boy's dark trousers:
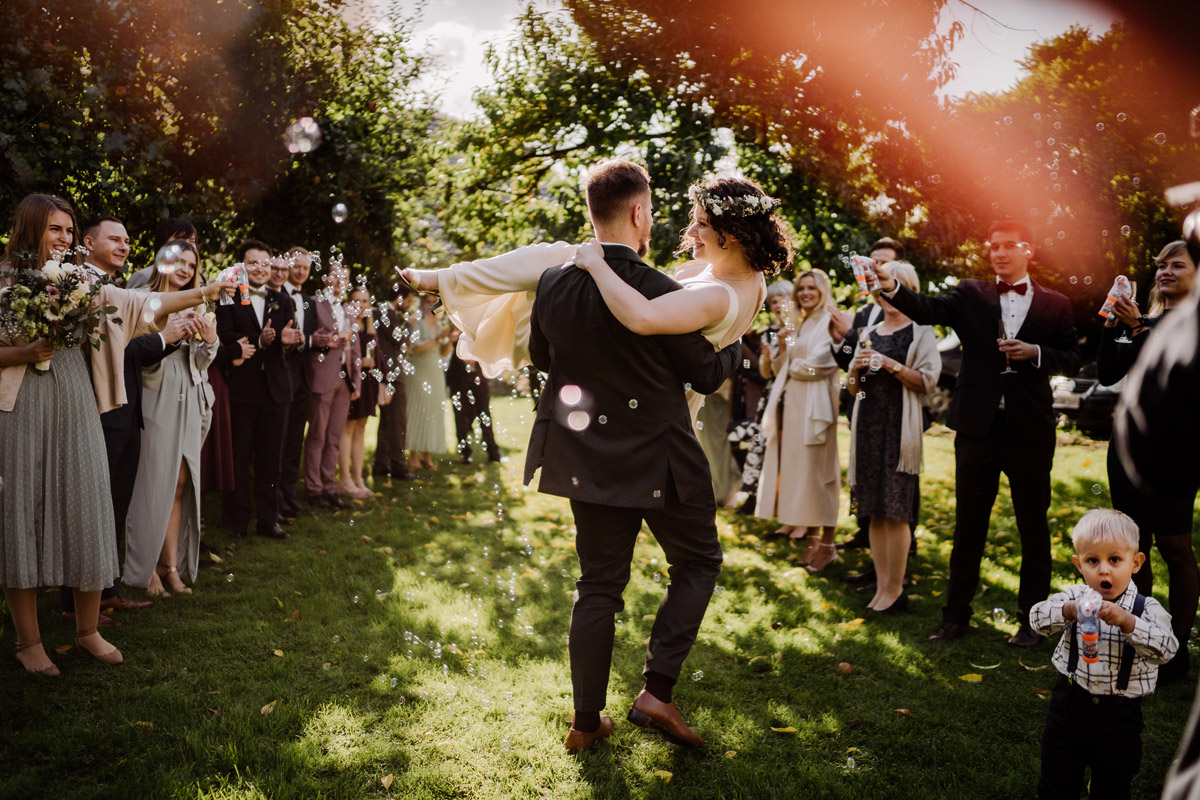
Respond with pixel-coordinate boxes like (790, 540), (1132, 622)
(1038, 673), (1143, 800)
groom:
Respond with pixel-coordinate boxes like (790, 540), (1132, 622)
(525, 159), (741, 752)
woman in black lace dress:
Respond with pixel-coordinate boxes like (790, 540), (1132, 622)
(847, 262), (941, 615)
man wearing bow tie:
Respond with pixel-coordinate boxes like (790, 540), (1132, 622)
(277, 247), (320, 517)
(876, 220), (1080, 647)
(216, 241), (301, 539)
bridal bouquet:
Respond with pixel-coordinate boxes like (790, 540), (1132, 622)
(0, 254), (118, 371)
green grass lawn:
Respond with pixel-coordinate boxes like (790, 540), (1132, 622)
(1, 397), (1194, 799)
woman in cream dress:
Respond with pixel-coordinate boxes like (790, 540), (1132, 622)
(756, 269), (842, 570)
(124, 243), (218, 596)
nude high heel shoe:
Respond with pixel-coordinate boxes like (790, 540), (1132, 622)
(75, 629), (124, 666)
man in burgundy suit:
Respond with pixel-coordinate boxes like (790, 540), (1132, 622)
(303, 266), (361, 510)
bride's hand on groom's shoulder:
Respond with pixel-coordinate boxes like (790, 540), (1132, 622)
(573, 239), (604, 272)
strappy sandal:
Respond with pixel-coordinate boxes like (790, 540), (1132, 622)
(806, 543), (841, 573)
(15, 638), (60, 677)
(160, 563), (192, 595)
(75, 628), (124, 666)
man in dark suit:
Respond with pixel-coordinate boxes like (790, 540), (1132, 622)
(875, 220), (1081, 646)
(527, 160), (740, 752)
(446, 331), (502, 465)
(372, 285), (414, 480)
(216, 240), (302, 539)
(276, 247), (319, 518)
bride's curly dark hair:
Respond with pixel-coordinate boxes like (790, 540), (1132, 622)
(677, 176), (792, 275)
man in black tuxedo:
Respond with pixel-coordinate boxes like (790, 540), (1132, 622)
(526, 160), (741, 752)
(446, 332), (501, 465)
(876, 220), (1080, 646)
(216, 240), (303, 540)
(276, 247), (319, 519)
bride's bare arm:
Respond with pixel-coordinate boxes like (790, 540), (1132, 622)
(573, 241), (727, 336)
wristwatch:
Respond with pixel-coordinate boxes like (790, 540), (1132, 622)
(891, 362), (904, 374)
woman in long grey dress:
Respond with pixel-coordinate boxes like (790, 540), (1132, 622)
(0, 195), (228, 675)
(405, 293), (451, 471)
(124, 243), (217, 596)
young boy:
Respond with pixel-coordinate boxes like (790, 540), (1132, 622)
(1031, 508), (1178, 799)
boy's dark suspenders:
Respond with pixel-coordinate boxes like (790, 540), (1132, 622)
(1068, 593), (1147, 695)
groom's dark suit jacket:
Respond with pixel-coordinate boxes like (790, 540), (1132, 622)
(524, 244), (741, 509)
(888, 278), (1080, 444)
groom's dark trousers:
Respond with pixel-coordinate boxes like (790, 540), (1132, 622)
(525, 244), (740, 712)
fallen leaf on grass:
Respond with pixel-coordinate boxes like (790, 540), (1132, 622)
(311, 549), (328, 555)
(894, 709), (917, 718)
(959, 673), (983, 683)
(208, 551), (223, 563)
(968, 661), (1001, 670)
(1032, 685), (1050, 695)
(273, 649), (284, 657)
(381, 774), (394, 790)
(458, 582), (469, 588)
(206, 708), (224, 719)
(654, 770), (673, 783)
(836, 662), (854, 674)
(289, 609), (300, 622)
(725, 751), (737, 758)
(1019, 657), (1050, 671)
(54, 644), (72, 655)
(136, 721), (153, 729)
(322, 662), (331, 670)
(837, 619), (865, 632)
(261, 700), (278, 715)
(376, 546), (394, 555)
(770, 726), (797, 733)
(275, 597), (284, 609)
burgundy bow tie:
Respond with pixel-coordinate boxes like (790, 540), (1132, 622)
(997, 281), (1027, 296)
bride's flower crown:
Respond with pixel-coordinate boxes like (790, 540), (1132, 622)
(689, 185), (781, 218)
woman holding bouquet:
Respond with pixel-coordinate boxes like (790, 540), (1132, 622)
(0, 194), (228, 675)
(124, 242), (218, 596)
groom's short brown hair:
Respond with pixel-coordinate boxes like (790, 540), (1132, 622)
(585, 159), (650, 225)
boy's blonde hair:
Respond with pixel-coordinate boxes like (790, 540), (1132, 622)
(1071, 508), (1140, 552)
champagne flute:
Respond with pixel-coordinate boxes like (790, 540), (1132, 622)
(999, 317), (1016, 374)
(1115, 280), (1136, 344)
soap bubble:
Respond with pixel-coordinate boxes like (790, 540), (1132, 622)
(597, 415), (607, 425)
(566, 410), (590, 431)
(1116, 112), (1127, 122)
(691, 670), (704, 682)
(992, 608), (1008, 624)
(331, 203), (348, 224)
(628, 399), (638, 409)
(1003, 115), (1013, 126)
(1120, 225), (1132, 236)
(1046, 137), (1055, 146)
(1033, 112), (1042, 121)
(1083, 276), (1093, 286)
(1096, 122), (1105, 131)
(154, 243), (185, 275)
(1091, 484), (1102, 495)
(283, 116), (322, 153)
(332, 635), (340, 643)
(1057, 230), (1066, 240)
(1154, 132), (1167, 145)
(1053, 121), (1062, 130)
(353, 595), (359, 604)
(868, 354), (882, 372)
(1132, 177), (1141, 186)
(559, 384), (582, 406)
(226, 573), (234, 583)
(1069, 276), (1078, 285)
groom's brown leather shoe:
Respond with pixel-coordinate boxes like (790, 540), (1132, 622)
(627, 690), (703, 748)
(564, 715), (613, 753)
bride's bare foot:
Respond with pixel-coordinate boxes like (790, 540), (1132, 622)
(75, 629), (123, 665)
(14, 639), (60, 677)
(398, 267), (439, 294)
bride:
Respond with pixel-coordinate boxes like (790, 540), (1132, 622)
(399, 176), (791, 414)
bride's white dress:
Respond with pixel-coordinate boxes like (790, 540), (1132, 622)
(434, 244), (764, 418)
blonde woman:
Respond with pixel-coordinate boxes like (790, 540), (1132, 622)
(846, 262), (941, 614)
(756, 270), (841, 569)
